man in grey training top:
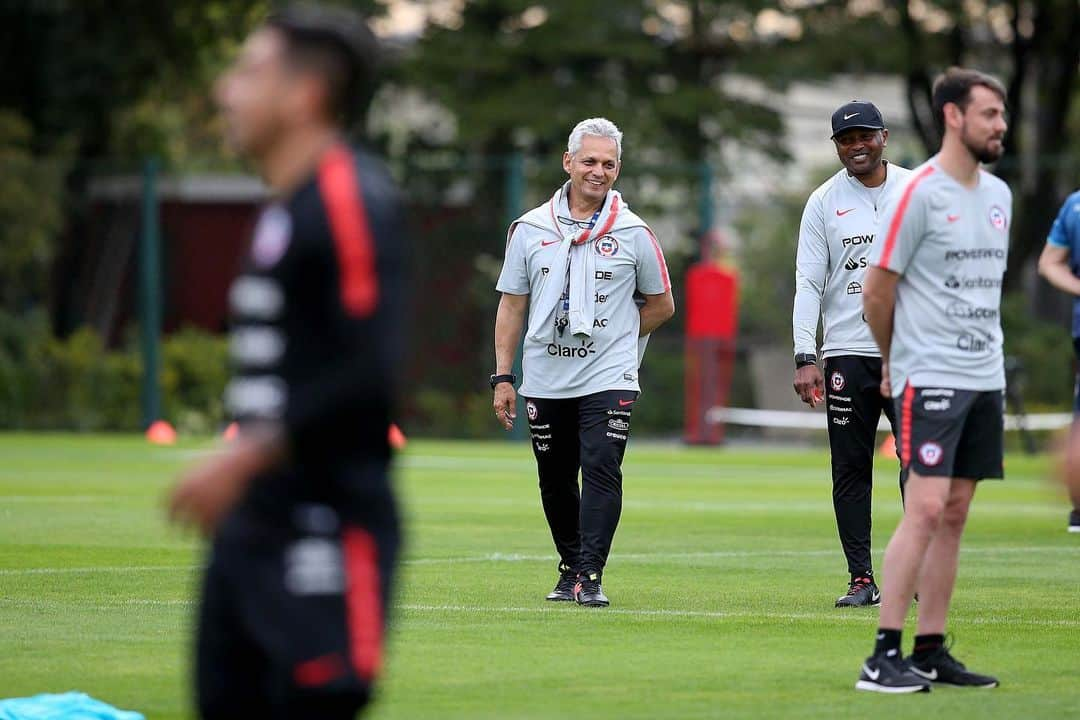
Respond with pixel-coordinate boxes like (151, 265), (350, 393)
(491, 117), (674, 607)
(792, 100), (911, 607)
(858, 67), (1009, 693)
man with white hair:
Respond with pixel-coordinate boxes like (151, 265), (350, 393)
(491, 118), (674, 607)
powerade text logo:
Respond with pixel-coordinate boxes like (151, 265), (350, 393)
(945, 248), (1005, 262)
(841, 234), (874, 247)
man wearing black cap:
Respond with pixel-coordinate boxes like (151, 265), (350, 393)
(792, 101), (911, 607)
(168, 5), (406, 717)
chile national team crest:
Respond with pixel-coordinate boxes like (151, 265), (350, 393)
(594, 236), (619, 257)
(251, 205), (292, 268)
(989, 205), (1007, 231)
(830, 371), (846, 392)
(918, 441), (944, 467)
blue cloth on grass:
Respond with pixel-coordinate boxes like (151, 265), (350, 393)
(0, 693), (144, 720)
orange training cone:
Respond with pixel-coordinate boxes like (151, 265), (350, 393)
(146, 420), (177, 445)
(222, 422), (239, 441)
(878, 433), (897, 459)
(388, 423), (407, 451)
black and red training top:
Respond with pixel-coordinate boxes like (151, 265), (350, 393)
(224, 143), (407, 523)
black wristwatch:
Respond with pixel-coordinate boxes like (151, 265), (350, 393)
(489, 373), (516, 389)
(794, 353), (817, 369)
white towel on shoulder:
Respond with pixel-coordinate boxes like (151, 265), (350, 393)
(523, 186), (623, 344)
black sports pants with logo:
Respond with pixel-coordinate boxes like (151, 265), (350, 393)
(524, 389), (637, 576)
(823, 355), (901, 578)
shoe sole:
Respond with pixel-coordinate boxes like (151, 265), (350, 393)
(545, 595), (575, 602)
(932, 680), (1000, 689)
(1068, 526), (1080, 533)
(576, 598), (610, 607)
(835, 599), (881, 608)
(855, 681), (930, 694)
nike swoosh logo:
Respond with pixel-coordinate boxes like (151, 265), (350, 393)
(910, 667), (938, 680)
(862, 664), (880, 681)
(872, 591), (881, 602)
(836, 208), (856, 216)
(947, 214), (960, 223)
(618, 399), (635, 407)
(844, 113), (860, 120)
(541, 239), (561, 247)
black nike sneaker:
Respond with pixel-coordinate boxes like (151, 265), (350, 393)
(573, 571), (609, 607)
(855, 652), (932, 694)
(836, 576), (880, 608)
(545, 564), (578, 602)
(1069, 509), (1080, 534)
(908, 643), (999, 688)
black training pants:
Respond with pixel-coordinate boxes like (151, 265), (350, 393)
(197, 478), (400, 720)
(822, 355), (901, 577)
(524, 389), (637, 575)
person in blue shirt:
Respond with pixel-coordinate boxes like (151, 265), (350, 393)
(1036, 188), (1080, 533)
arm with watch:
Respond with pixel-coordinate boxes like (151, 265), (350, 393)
(793, 353), (825, 408)
(492, 292), (528, 430)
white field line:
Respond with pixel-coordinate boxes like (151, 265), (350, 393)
(0, 564), (200, 576)
(0, 498), (115, 505)
(396, 604), (1080, 628)
(403, 545), (1080, 565)
(0, 597), (193, 608)
(3, 596), (1074, 628)
(706, 406), (1074, 432)
(0, 495), (1066, 519)
(0, 545), (1075, 576)
(398, 497), (1068, 517)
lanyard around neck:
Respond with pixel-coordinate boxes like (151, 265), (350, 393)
(556, 205), (601, 336)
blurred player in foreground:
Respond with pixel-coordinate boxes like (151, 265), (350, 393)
(792, 100), (911, 607)
(492, 118), (674, 607)
(168, 5), (406, 717)
(1036, 189), (1080, 532)
(858, 68), (1009, 693)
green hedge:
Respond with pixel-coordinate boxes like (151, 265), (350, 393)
(406, 337), (688, 439)
(1001, 293), (1073, 411)
(0, 294), (1071, 435)
(0, 311), (228, 432)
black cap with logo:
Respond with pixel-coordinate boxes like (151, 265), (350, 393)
(830, 101), (885, 138)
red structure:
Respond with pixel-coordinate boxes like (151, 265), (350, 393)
(683, 256), (739, 445)
(63, 175), (263, 343)
(160, 196), (258, 333)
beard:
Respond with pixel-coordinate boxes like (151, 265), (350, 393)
(962, 127), (1004, 164)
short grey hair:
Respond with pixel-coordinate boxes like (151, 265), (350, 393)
(567, 117), (623, 160)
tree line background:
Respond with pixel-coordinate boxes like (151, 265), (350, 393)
(0, 0), (1077, 434)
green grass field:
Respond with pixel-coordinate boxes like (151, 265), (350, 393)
(1, 434), (1077, 718)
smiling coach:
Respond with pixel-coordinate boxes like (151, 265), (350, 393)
(491, 117), (674, 608)
(792, 101), (912, 608)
